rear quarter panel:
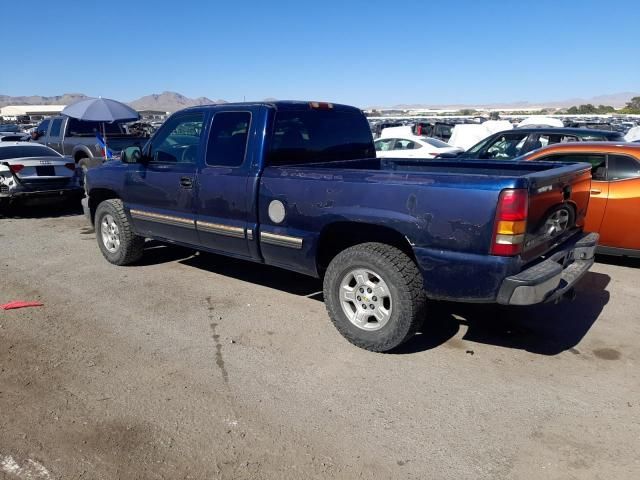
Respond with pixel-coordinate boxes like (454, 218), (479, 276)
(258, 166), (518, 278)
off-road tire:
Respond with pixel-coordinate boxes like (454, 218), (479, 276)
(95, 199), (144, 265)
(323, 242), (427, 352)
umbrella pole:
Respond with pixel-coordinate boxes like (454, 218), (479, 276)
(102, 122), (108, 159)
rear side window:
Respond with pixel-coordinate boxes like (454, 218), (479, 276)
(393, 139), (419, 150)
(49, 118), (63, 137)
(608, 154), (640, 181)
(66, 118), (124, 136)
(0, 145), (61, 160)
(206, 112), (251, 167)
(268, 110), (374, 166)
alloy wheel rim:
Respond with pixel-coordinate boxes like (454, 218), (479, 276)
(545, 209), (570, 237)
(339, 268), (392, 331)
(100, 214), (121, 253)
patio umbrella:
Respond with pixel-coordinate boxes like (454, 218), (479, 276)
(61, 97), (139, 123)
(61, 97), (140, 160)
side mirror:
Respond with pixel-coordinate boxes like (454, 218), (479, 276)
(121, 146), (143, 164)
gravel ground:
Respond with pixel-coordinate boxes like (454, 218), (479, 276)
(1, 204), (639, 479)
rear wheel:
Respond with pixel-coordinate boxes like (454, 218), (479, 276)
(323, 242), (427, 352)
(95, 199), (144, 265)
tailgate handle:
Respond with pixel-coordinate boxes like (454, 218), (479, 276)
(180, 177), (193, 189)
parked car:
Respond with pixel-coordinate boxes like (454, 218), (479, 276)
(0, 142), (83, 208)
(83, 101), (597, 352)
(375, 135), (462, 159)
(33, 116), (149, 172)
(413, 121), (456, 142)
(524, 142), (640, 257)
(443, 127), (625, 160)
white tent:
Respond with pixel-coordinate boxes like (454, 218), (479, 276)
(379, 125), (413, 138)
(482, 120), (513, 135)
(625, 126), (640, 142)
(517, 116), (564, 128)
(448, 124), (492, 150)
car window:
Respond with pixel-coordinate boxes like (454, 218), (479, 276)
(206, 112), (251, 167)
(375, 138), (395, 151)
(149, 112), (205, 164)
(608, 154), (640, 181)
(49, 118), (63, 137)
(423, 137), (450, 148)
(37, 119), (50, 135)
(66, 118), (124, 136)
(540, 153), (607, 181)
(485, 133), (529, 159)
(393, 139), (418, 150)
(268, 109), (374, 166)
(0, 145), (61, 160)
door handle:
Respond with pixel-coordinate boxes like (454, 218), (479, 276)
(180, 177), (193, 189)
(590, 189), (601, 195)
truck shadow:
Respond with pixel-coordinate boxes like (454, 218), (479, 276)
(140, 245), (610, 356)
(178, 251), (324, 297)
(396, 271), (611, 356)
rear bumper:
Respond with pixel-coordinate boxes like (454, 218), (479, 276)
(1, 186), (83, 199)
(496, 232), (599, 305)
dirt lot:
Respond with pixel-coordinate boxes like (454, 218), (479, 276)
(1, 204), (639, 480)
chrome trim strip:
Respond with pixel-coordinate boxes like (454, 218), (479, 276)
(260, 231), (303, 249)
(130, 209), (195, 229)
(196, 220), (245, 239)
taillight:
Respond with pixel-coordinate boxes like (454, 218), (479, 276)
(9, 164), (24, 173)
(491, 189), (528, 256)
(416, 125), (422, 136)
(64, 163), (76, 171)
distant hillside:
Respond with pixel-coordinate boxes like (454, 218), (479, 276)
(0, 93), (90, 108)
(372, 92), (639, 111)
(0, 91), (227, 112)
(128, 91), (226, 112)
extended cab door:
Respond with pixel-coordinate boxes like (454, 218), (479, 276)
(122, 111), (205, 245)
(195, 108), (262, 259)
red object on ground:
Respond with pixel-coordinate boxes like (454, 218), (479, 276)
(1, 301), (44, 310)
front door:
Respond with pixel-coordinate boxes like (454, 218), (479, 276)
(123, 111), (205, 245)
(598, 154), (640, 249)
(195, 110), (255, 258)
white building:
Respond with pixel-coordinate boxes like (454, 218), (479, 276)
(0, 105), (66, 120)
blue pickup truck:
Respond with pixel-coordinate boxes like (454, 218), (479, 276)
(83, 101), (598, 351)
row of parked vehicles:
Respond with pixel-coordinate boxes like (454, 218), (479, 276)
(2, 101), (638, 351)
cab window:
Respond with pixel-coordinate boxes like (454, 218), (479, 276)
(541, 154), (607, 181)
(148, 112), (204, 164)
(206, 112), (251, 167)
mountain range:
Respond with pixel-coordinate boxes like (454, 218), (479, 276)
(0, 91), (228, 113)
(1, 91), (638, 112)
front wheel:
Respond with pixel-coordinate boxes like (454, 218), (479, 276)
(323, 242), (427, 352)
(94, 199), (145, 265)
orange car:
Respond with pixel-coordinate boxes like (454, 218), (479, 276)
(524, 142), (640, 257)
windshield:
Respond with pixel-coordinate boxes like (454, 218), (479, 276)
(422, 137), (451, 148)
(0, 145), (62, 160)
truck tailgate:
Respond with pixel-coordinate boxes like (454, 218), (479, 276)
(521, 162), (592, 261)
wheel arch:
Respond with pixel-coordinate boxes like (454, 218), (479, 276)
(88, 188), (121, 225)
(316, 221), (416, 276)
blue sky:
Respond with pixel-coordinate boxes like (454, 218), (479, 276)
(2, 0), (638, 107)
